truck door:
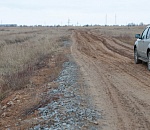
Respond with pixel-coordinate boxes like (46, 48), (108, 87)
(138, 27), (149, 58)
(143, 27), (150, 58)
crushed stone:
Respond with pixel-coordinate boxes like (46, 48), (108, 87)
(30, 61), (101, 130)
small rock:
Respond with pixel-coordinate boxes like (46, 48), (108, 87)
(63, 123), (67, 126)
(5, 125), (10, 128)
(13, 95), (20, 101)
(17, 100), (21, 103)
(1, 112), (6, 117)
(15, 123), (19, 126)
(34, 124), (40, 130)
(48, 83), (51, 86)
(7, 101), (14, 106)
(7, 109), (11, 112)
(47, 86), (51, 89)
(2, 105), (7, 110)
(38, 106), (48, 112)
(93, 121), (99, 125)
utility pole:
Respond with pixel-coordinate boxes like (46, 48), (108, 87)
(115, 14), (117, 25)
(68, 18), (70, 26)
(105, 14), (107, 26)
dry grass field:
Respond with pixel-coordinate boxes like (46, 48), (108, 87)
(0, 27), (73, 129)
(0, 27), (71, 100)
(86, 25), (146, 44)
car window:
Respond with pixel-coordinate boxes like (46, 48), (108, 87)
(141, 27), (149, 39)
(147, 28), (150, 39)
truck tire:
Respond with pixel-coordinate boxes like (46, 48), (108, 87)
(134, 48), (141, 64)
(148, 51), (150, 71)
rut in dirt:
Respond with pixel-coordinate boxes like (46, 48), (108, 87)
(71, 29), (150, 130)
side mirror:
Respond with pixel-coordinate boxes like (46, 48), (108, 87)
(135, 34), (141, 39)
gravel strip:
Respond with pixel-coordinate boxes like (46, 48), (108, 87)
(30, 61), (101, 130)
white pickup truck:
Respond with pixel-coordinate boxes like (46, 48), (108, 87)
(134, 25), (150, 70)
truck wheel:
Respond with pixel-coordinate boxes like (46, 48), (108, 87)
(134, 48), (141, 64)
(148, 52), (150, 71)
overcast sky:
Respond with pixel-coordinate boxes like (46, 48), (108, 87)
(0, 0), (149, 26)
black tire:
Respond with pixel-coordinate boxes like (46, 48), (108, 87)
(148, 52), (150, 71)
(134, 48), (141, 64)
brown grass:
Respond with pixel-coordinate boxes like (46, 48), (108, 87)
(89, 25), (146, 45)
(0, 27), (71, 100)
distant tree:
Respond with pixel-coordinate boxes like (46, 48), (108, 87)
(83, 24), (89, 27)
(139, 22), (144, 26)
(56, 25), (60, 27)
(128, 23), (136, 27)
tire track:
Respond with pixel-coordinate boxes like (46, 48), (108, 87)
(71, 29), (150, 130)
(75, 30), (150, 87)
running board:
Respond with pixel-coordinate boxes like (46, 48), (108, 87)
(139, 57), (148, 62)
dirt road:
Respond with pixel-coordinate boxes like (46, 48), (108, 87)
(71, 29), (150, 130)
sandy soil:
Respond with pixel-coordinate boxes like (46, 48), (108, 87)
(71, 29), (150, 130)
